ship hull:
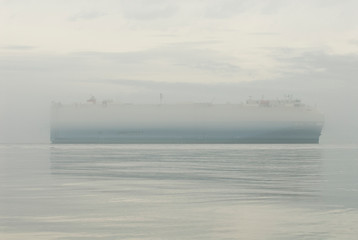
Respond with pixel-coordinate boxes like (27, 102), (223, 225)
(50, 103), (324, 144)
(51, 122), (323, 144)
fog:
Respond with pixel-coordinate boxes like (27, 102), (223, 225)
(1, 0), (358, 144)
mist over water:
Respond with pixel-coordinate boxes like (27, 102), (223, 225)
(1, 144), (358, 239)
(2, 2), (358, 239)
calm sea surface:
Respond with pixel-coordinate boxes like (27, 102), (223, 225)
(1, 144), (358, 239)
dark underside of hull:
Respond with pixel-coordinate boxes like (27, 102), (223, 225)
(50, 127), (322, 144)
(51, 138), (319, 144)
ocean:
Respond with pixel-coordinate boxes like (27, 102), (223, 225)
(1, 144), (358, 239)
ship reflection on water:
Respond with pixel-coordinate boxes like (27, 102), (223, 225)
(46, 144), (328, 238)
(50, 145), (322, 204)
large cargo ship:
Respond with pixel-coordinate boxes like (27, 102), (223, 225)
(50, 98), (324, 144)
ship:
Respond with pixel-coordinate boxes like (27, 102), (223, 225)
(50, 97), (324, 144)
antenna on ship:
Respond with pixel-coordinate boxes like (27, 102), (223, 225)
(160, 93), (163, 105)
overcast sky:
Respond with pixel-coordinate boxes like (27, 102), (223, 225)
(1, 0), (358, 143)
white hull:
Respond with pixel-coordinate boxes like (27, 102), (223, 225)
(51, 103), (324, 144)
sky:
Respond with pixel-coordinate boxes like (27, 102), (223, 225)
(1, 0), (358, 143)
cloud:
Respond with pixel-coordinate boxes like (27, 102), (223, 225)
(119, 0), (178, 20)
(271, 49), (358, 83)
(117, 0), (256, 22)
(72, 44), (242, 78)
(1, 45), (36, 50)
(117, 0), (253, 22)
(248, 32), (279, 36)
(204, 0), (249, 19)
(259, 0), (287, 15)
(68, 10), (107, 21)
(349, 39), (358, 47)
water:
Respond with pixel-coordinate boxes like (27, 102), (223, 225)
(1, 144), (358, 239)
